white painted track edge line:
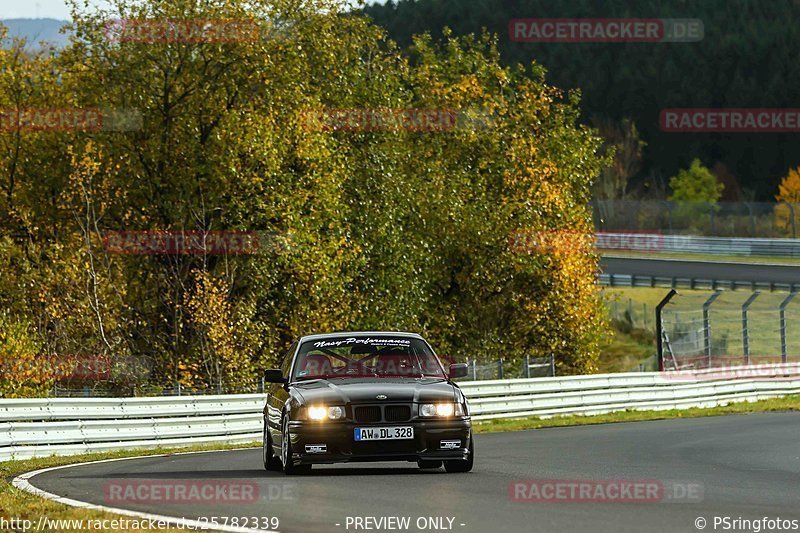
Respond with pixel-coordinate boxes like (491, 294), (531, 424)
(11, 446), (275, 533)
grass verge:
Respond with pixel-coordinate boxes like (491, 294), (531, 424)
(3, 395), (800, 531)
(1, 441), (259, 532)
(597, 321), (654, 373)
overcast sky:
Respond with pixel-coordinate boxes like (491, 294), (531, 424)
(1, 0), (81, 20)
(0, 0), (373, 20)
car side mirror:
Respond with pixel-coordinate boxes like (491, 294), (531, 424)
(263, 369), (285, 384)
(448, 363), (468, 379)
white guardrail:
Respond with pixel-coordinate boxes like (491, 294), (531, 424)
(596, 232), (800, 257)
(2, 363), (800, 461)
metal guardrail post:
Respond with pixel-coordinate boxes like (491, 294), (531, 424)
(703, 291), (722, 366)
(656, 289), (678, 371)
(549, 354), (555, 377)
(780, 293), (798, 363)
(745, 202), (755, 237)
(498, 359), (504, 379)
(524, 355), (530, 378)
(741, 291), (760, 365)
(666, 201), (673, 232)
(471, 359), (477, 380)
(708, 202), (715, 234)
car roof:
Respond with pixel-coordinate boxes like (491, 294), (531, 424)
(297, 331), (425, 343)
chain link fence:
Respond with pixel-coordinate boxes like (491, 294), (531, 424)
(454, 355), (556, 381)
(656, 290), (800, 370)
(593, 200), (800, 238)
(607, 289), (800, 371)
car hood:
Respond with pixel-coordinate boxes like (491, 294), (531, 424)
(290, 377), (457, 404)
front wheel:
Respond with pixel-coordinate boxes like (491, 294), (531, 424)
(444, 435), (474, 473)
(263, 419), (281, 471)
(281, 415), (311, 475)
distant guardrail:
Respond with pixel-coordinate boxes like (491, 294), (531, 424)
(2, 364), (799, 461)
(598, 272), (800, 292)
(596, 232), (800, 258)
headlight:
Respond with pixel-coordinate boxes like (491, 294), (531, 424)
(307, 405), (345, 421)
(420, 403), (437, 417)
(308, 406), (327, 420)
(436, 403), (454, 416)
(327, 406), (345, 420)
(419, 403), (464, 417)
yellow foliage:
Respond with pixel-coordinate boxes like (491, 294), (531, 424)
(185, 271), (255, 391)
(774, 167), (800, 235)
(0, 313), (60, 397)
(776, 167), (800, 203)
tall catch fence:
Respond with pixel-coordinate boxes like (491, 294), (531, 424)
(624, 290), (800, 370)
(593, 200), (800, 238)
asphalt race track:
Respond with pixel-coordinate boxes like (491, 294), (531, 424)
(601, 256), (800, 286)
(26, 413), (800, 533)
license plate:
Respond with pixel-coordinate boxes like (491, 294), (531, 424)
(354, 426), (414, 441)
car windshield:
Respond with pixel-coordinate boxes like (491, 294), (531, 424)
(292, 336), (446, 381)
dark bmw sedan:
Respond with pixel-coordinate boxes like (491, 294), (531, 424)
(262, 332), (473, 475)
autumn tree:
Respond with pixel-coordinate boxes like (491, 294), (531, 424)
(0, 0), (609, 396)
(669, 159), (724, 204)
(774, 166), (800, 236)
(667, 159), (724, 233)
(591, 117), (645, 200)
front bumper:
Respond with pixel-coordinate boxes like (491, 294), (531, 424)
(287, 418), (472, 464)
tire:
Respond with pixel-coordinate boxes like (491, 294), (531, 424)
(417, 459), (443, 470)
(262, 419), (282, 471)
(444, 435), (474, 473)
(281, 415), (312, 475)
